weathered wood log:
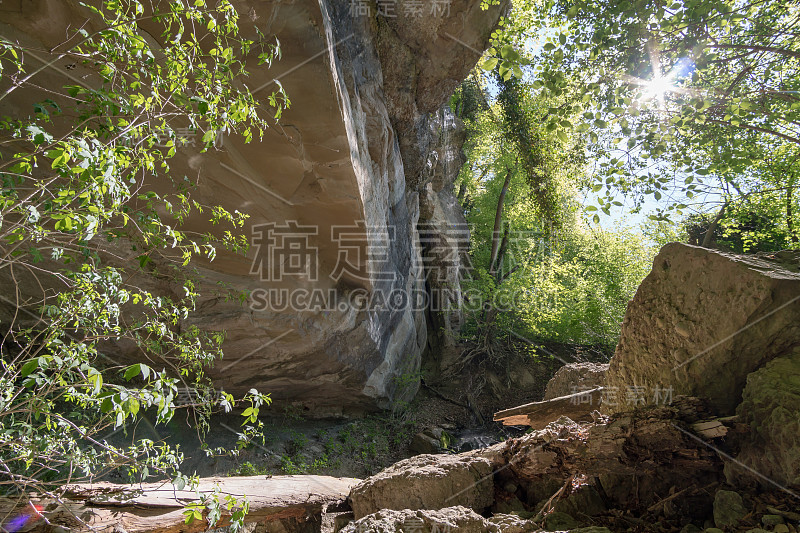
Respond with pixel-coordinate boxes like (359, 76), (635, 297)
(0, 476), (359, 533)
(691, 419), (728, 439)
(493, 387), (603, 428)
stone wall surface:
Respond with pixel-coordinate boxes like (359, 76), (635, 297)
(0, 0), (507, 414)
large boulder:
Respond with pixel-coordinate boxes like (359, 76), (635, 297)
(348, 454), (494, 518)
(494, 404), (721, 515)
(543, 362), (609, 401)
(339, 508), (542, 533)
(338, 507), (548, 533)
(728, 347), (800, 487)
(339, 507), (495, 533)
(605, 244), (800, 415)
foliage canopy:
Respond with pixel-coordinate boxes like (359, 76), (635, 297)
(482, 0), (800, 243)
(0, 0), (285, 527)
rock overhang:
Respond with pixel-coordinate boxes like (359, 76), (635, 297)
(0, 0), (507, 413)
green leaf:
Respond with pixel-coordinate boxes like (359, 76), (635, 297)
(26, 124), (53, 145)
(128, 398), (140, 416)
(100, 397), (114, 413)
(124, 364), (142, 381)
(481, 57), (499, 71)
(500, 44), (515, 59)
(87, 369), (103, 395)
(20, 359), (39, 378)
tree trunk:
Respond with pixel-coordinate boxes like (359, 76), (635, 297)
(493, 227), (509, 280)
(489, 168), (512, 273)
(701, 202), (727, 248)
(456, 181), (467, 202)
(0, 476), (357, 533)
(788, 176), (798, 243)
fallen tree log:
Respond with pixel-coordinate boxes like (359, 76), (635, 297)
(0, 476), (359, 533)
(493, 387), (603, 428)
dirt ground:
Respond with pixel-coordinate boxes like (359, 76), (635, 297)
(103, 342), (609, 482)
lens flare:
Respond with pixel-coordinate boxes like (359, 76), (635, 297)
(643, 75), (675, 100)
(3, 504), (44, 533)
(640, 58), (695, 102)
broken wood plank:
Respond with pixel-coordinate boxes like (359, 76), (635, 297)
(493, 387), (604, 428)
(1, 475), (360, 533)
(691, 419), (728, 439)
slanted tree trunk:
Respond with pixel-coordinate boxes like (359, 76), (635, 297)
(456, 181), (468, 202)
(701, 202), (727, 248)
(461, 166), (514, 368)
(489, 167), (512, 274)
(788, 175), (798, 243)
(493, 227), (510, 280)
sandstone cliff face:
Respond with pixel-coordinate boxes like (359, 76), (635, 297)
(0, 0), (504, 414)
